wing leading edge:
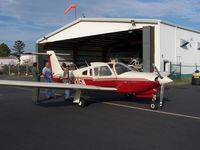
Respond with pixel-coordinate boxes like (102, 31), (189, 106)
(0, 80), (117, 91)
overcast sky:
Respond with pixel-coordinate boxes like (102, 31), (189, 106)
(0, 0), (200, 52)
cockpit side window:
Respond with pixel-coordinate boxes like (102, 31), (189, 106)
(99, 66), (112, 76)
(115, 63), (132, 75)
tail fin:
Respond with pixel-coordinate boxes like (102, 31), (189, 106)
(47, 51), (63, 77)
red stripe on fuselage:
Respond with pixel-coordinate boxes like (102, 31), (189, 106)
(74, 77), (160, 94)
(52, 76), (63, 83)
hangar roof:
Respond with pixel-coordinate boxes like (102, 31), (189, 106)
(37, 18), (200, 44)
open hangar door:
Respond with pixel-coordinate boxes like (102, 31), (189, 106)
(38, 26), (154, 72)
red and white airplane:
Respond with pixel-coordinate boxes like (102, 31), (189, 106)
(0, 51), (173, 109)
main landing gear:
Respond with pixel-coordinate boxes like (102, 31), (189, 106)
(77, 98), (86, 107)
(73, 89), (87, 107)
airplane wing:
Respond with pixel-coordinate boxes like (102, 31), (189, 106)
(0, 80), (117, 91)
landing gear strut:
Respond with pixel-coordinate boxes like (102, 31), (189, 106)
(73, 89), (87, 107)
(78, 98), (86, 107)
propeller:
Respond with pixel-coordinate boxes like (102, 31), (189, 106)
(167, 70), (175, 78)
(152, 64), (163, 79)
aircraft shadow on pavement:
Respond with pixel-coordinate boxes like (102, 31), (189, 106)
(37, 91), (172, 108)
(38, 94), (75, 107)
(84, 91), (172, 106)
(38, 100), (75, 107)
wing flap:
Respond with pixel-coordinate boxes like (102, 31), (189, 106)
(0, 80), (117, 91)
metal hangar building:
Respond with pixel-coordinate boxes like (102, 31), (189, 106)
(36, 18), (200, 75)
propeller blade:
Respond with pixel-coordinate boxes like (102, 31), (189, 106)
(160, 84), (164, 108)
(153, 64), (163, 79)
(167, 70), (175, 77)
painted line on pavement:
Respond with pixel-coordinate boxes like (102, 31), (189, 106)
(103, 101), (200, 121)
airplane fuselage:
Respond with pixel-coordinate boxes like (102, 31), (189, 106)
(78, 77), (160, 98)
(64, 62), (166, 99)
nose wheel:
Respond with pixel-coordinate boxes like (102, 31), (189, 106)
(149, 101), (158, 110)
(149, 94), (159, 110)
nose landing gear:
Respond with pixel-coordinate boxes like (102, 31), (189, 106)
(149, 94), (159, 110)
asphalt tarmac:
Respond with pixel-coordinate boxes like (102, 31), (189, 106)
(0, 81), (200, 150)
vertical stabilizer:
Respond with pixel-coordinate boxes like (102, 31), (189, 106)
(47, 51), (63, 77)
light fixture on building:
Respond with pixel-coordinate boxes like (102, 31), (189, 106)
(128, 30), (133, 34)
(129, 20), (136, 31)
(130, 20), (136, 26)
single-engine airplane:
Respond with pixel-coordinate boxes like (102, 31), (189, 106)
(0, 51), (173, 110)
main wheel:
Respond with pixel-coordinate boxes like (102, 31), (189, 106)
(125, 93), (132, 99)
(78, 99), (86, 107)
(149, 101), (158, 110)
(124, 93), (135, 100)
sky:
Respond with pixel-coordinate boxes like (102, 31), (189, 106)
(0, 0), (200, 52)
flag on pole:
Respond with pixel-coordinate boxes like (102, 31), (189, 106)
(64, 4), (77, 15)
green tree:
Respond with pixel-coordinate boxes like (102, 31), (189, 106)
(0, 43), (11, 57)
(12, 40), (25, 64)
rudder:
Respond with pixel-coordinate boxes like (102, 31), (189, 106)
(47, 51), (63, 77)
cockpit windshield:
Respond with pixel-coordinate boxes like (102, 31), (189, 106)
(115, 63), (133, 75)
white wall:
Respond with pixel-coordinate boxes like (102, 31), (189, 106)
(160, 23), (200, 74)
(159, 23), (176, 72)
(176, 28), (200, 64)
(0, 58), (18, 66)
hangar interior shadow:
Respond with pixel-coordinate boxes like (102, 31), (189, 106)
(41, 29), (143, 66)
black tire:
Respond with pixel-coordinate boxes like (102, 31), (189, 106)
(125, 93), (133, 99)
(192, 77), (200, 85)
(78, 99), (86, 107)
(149, 102), (158, 110)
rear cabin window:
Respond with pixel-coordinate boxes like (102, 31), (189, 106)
(99, 66), (112, 76)
(82, 70), (87, 75)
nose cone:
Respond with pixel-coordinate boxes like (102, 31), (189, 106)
(158, 77), (173, 84)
